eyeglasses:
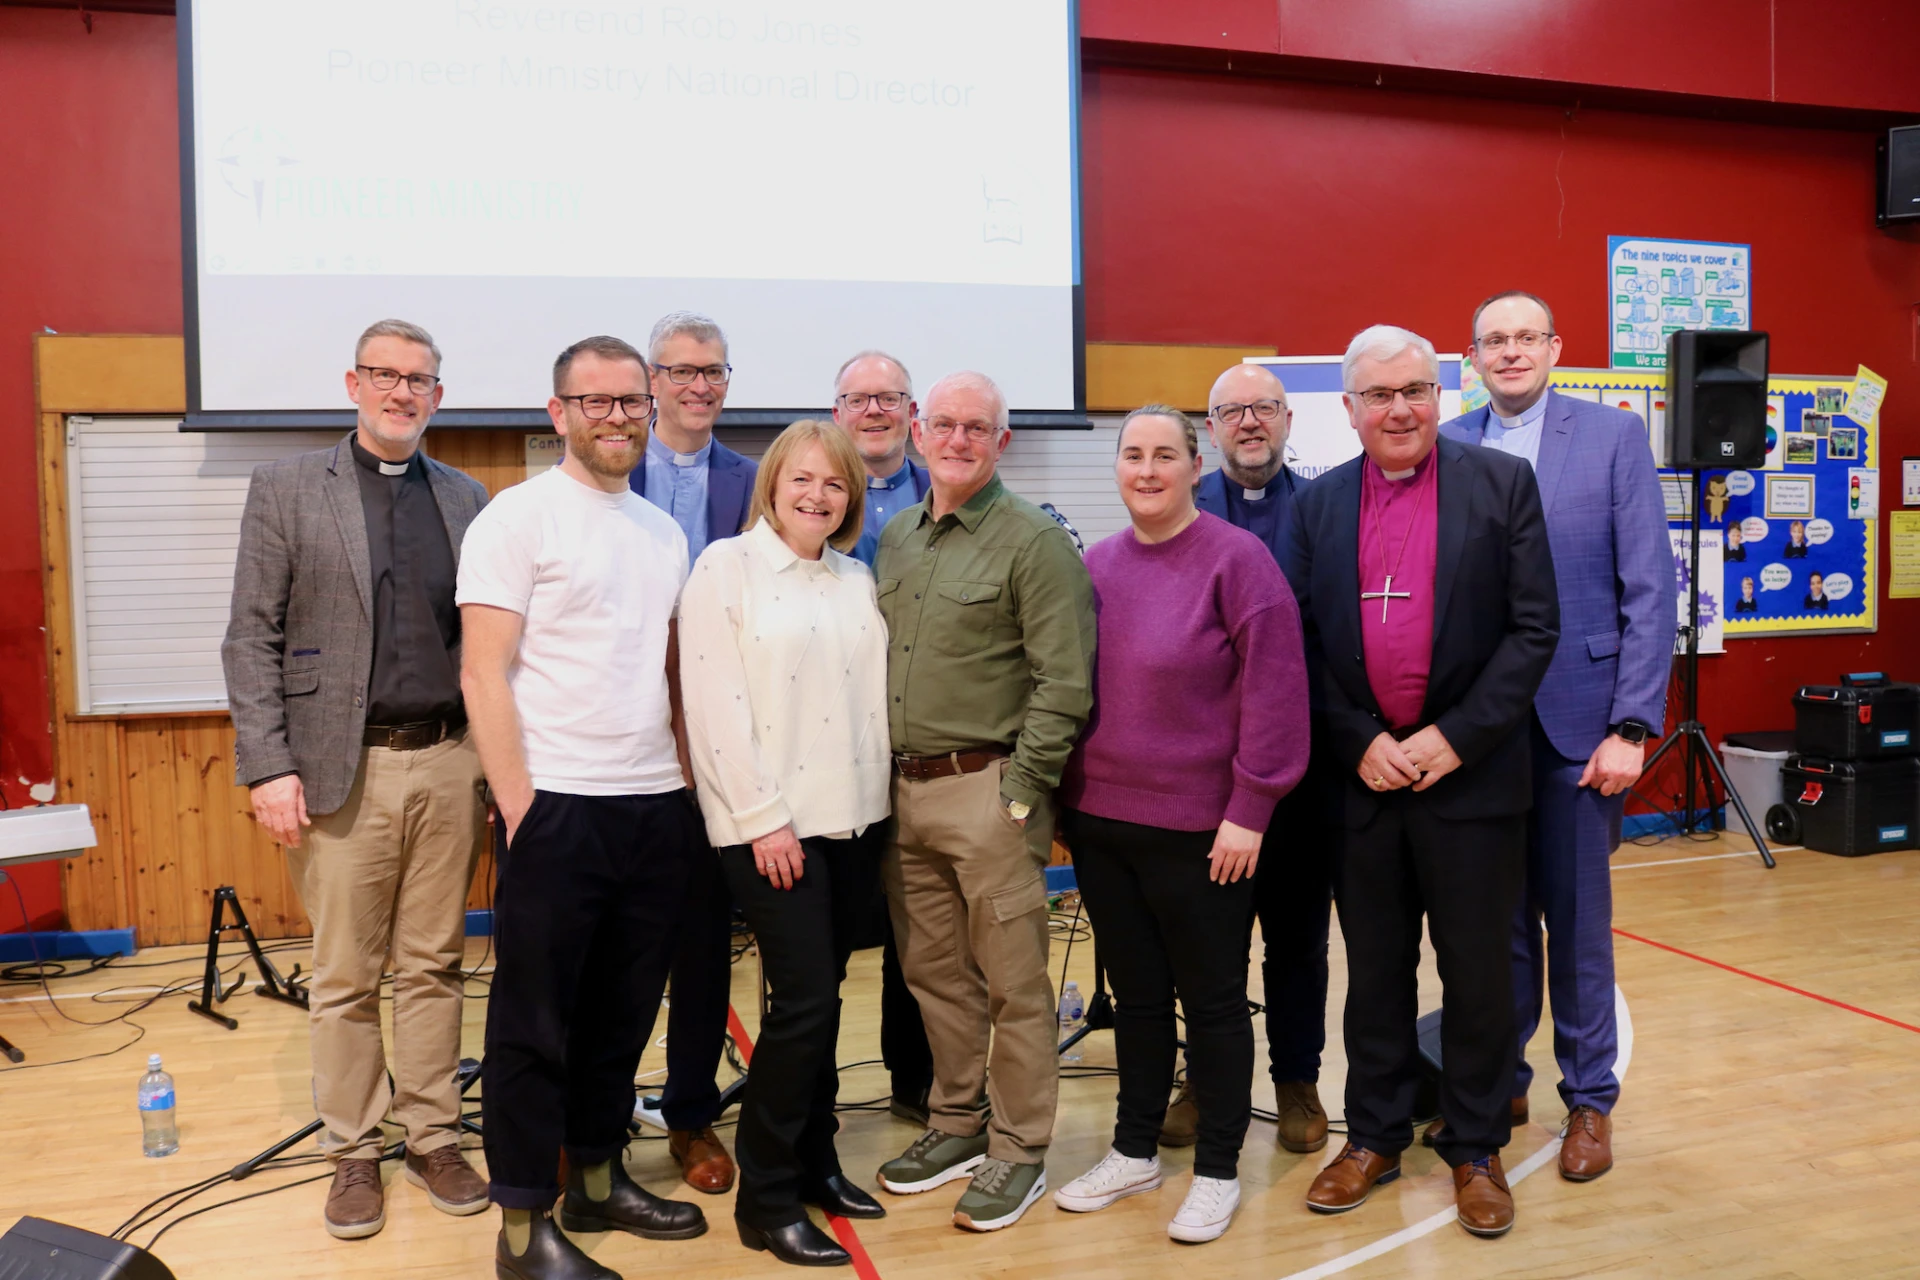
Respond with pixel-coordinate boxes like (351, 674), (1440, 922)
(837, 391), (910, 413)
(1352, 382), (1438, 411)
(922, 418), (1000, 442)
(1473, 330), (1554, 353)
(1210, 399), (1287, 428)
(357, 365), (440, 395)
(562, 393), (655, 420)
(657, 363), (732, 386)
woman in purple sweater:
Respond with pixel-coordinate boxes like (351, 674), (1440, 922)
(1053, 405), (1310, 1244)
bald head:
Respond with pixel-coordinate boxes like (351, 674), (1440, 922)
(1205, 363), (1292, 489)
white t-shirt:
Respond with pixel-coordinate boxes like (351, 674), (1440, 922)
(456, 465), (690, 796)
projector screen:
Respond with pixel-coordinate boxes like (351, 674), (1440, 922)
(181, 0), (1081, 417)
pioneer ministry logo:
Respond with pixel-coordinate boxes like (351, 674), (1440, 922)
(215, 125), (298, 221)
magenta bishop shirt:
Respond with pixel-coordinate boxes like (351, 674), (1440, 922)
(1358, 450), (1439, 730)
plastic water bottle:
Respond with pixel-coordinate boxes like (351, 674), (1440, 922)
(1058, 981), (1086, 1062)
(139, 1053), (178, 1157)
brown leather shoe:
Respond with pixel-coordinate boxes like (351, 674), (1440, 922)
(668, 1127), (736, 1194)
(323, 1157), (386, 1240)
(1422, 1096), (1530, 1147)
(1558, 1105), (1613, 1181)
(1305, 1142), (1400, 1214)
(405, 1143), (490, 1216)
(1452, 1154), (1514, 1237)
(1274, 1081), (1329, 1153)
(1158, 1079), (1198, 1147)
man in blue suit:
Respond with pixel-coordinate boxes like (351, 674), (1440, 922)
(1195, 363), (1298, 561)
(1439, 291), (1671, 1182)
(630, 310), (756, 1194)
(835, 350), (931, 571)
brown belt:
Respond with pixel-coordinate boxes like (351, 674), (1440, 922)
(364, 718), (465, 751)
(892, 749), (1006, 782)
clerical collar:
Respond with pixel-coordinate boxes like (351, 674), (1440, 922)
(350, 436), (415, 477)
(1490, 396), (1548, 434)
(870, 458), (914, 490)
(647, 434), (711, 469)
(1372, 450), (1435, 484)
(1242, 487), (1266, 501)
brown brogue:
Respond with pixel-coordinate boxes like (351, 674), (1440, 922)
(1422, 1096), (1530, 1147)
(405, 1143), (490, 1216)
(1274, 1081), (1329, 1153)
(1558, 1105), (1613, 1181)
(668, 1126), (736, 1194)
(1305, 1142), (1401, 1214)
(1452, 1154), (1515, 1237)
(323, 1157), (386, 1240)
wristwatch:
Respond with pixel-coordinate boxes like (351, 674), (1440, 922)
(1006, 799), (1032, 822)
(1609, 720), (1651, 745)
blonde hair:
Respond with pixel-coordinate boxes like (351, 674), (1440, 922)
(747, 419), (867, 553)
(1118, 404), (1199, 459)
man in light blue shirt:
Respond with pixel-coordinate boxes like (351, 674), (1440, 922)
(833, 349), (929, 568)
(1477, 381), (1549, 471)
(643, 430), (713, 561)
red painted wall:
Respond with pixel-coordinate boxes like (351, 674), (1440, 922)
(0, 8), (180, 930)
(3, 7), (1918, 929)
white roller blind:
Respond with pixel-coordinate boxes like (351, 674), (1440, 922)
(65, 417), (338, 714)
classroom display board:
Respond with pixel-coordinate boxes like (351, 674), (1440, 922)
(1548, 367), (1878, 640)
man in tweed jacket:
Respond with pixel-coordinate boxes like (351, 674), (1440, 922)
(222, 319), (492, 1240)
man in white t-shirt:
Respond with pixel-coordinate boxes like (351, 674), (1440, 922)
(459, 335), (708, 1280)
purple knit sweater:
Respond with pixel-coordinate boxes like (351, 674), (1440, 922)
(1061, 512), (1310, 833)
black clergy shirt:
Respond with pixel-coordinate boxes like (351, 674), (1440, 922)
(350, 437), (462, 725)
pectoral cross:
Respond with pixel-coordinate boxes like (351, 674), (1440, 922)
(1361, 575), (1412, 623)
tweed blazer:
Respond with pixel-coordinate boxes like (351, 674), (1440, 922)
(221, 435), (489, 815)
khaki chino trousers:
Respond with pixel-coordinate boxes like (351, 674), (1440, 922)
(883, 761), (1057, 1165)
(287, 730), (487, 1161)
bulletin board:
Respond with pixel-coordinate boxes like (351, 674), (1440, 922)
(1546, 367), (1877, 639)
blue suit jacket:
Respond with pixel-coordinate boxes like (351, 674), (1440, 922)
(629, 436), (758, 546)
(1195, 466), (1298, 563)
(850, 459), (931, 567)
(1441, 389), (1672, 761)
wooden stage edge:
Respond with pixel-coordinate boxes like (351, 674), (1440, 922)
(4, 828), (1919, 1279)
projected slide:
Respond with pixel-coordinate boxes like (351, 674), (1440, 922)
(187, 0), (1078, 412)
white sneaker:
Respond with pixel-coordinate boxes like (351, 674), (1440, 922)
(1052, 1149), (1162, 1213)
(1168, 1175), (1240, 1243)
(631, 1094), (666, 1132)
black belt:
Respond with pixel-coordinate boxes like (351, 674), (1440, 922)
(364, 716), (465, 751)
(893, 749), (1006, 781)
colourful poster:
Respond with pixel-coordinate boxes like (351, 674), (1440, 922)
(1607, 235), (1752, 370)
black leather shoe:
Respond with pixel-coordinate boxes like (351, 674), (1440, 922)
(802, 1174), (886, 1219)
(495, 1212), (619, 1280)
(736, 1217), (851, 1267)
(559, 1158), (707, 1240)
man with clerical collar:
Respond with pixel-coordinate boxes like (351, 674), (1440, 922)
(224, 319), (492, 1239)
(833, 348), (931, 570)
(1441, 290), (1672, 1184)
(1281, 325), (1558, 1239)
(1147, 362), (1329, 1159)
(626, 310), (755, 1195)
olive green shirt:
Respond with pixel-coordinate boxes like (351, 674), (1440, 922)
(875, 475), (1096, 810)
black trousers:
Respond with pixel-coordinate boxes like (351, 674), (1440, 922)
(482, 789), (703, 1208)
(1063, 809), (1257, 1180)
(1335, 800), (1525, 1167)
(880, 915), (933, 1101)
(721, 830), (883, 1227)
(1254, 788), (1333, 1085)
(659, 843), (733, 1130)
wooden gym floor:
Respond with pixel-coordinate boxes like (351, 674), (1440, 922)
(4, 829), (1918, 1279)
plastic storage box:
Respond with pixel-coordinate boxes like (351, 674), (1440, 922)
(1779, 756), (1920, 856)
(1793, 674), (1919, 761)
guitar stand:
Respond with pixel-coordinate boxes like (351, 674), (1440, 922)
(187, 885), (311, 1029)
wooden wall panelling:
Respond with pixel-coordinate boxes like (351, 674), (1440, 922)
(1083, 341), (1278, 412)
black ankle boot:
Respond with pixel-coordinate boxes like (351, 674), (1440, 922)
(495, 1211), (619, 1280)
(736, 1217), (852, 1267)
(801, 1174), (886, 1219)
(559, 1158), (707, 1240)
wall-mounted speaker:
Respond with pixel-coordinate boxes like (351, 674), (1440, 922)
(1665, 330), (1769, 470)
(0, 1218), (176, 1280)
(1877, 125), (1920, 228)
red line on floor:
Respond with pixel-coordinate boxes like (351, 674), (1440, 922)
(1613, 928), (1920, 1035)
(726, 1004), (885, 1280)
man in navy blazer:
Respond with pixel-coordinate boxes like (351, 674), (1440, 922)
(1440, 291), (1672, 1183)
(628, 311), (757, 1193)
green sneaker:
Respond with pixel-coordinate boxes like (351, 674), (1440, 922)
(952, 1158), (1047, 1232)
(877, 1129), (990, 1194)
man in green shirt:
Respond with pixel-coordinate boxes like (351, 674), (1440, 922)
(872, 370), (1096, 1233)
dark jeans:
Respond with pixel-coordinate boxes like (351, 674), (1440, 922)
(721, 830), (884, 1227)
(880, 916), (933, 1102)
(1335, 800), (1525, 1167)
(1254, 785), (1333, 1084)
(1063, 809), (1257, 1180)
(482, 789), (703, 1208)
(659, 845), (733, 1130)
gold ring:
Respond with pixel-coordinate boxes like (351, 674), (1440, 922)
(1373, 776), (1387, 788)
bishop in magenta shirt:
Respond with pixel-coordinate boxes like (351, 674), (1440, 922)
(1358, 450), (1439, 729)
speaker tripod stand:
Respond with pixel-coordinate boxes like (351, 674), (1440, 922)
(1641, 468), (1774, 868)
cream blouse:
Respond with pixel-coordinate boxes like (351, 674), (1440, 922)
(679, 518), (892, 847)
